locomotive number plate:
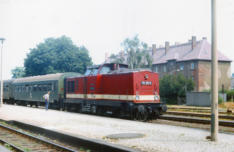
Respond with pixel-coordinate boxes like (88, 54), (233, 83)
(141, 81), (152, 86)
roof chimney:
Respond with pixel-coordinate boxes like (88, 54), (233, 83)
(152, 44), (156, 55)
(165, 41), (169, 54)
(192, 36), (196, 49)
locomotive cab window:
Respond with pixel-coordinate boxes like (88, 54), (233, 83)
(84, 69), (91, 76)
(85, 67), (99, 76)
(99, 66), (111, 74)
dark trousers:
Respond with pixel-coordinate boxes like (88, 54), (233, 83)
(45, 99), (49, 110)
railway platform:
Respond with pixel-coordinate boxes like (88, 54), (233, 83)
(0, 104), (234, 152)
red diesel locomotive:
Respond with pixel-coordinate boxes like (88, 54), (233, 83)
(64, 63), (167, 121)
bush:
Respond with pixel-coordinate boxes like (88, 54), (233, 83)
(218, 96), (224, 104)
(226, 90), (234, 101)
(159, 74), (194, 104)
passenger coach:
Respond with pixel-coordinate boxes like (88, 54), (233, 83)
(4, 73), (79, 108)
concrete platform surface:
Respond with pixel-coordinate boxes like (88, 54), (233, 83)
(0, 105), (234, 152)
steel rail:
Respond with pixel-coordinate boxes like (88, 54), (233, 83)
(0, 123), (76, 152)
(1, 120), (138, 152)
(159, 115), (234, 127)
(0, 138), (25, 152)
(165, 111), (234, 120)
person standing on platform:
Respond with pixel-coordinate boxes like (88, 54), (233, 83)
(43, 91), (50, 110)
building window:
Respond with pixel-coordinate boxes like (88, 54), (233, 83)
(180, 64), (184, 71)
(163, 65), (167, 72)
(155, 66), (158, 73)
(191, 62), (195, 70)
(191, 76), (194, 81)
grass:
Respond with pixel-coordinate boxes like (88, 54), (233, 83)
(219, 101), (234, 109)
(167, 102), (234, 115)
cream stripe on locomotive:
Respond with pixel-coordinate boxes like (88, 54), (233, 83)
(66, 94), (157, 101)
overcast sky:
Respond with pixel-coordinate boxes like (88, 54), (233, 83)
(0, 0), (234, 79)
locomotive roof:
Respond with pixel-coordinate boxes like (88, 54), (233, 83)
(13, 73), (80, 83)
(87, 63), (128, 69)
(109, 68), (152, 74)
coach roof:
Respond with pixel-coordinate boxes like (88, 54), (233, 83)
(13, 73), (80, 83)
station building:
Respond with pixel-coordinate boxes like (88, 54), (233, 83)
(151, 36), (232, 92)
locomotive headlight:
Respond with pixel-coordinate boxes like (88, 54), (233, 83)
(154, 95), (160, 100)
(136, 95), (140, 100)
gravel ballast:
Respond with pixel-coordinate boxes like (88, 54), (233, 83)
(0, 105), (233, 152)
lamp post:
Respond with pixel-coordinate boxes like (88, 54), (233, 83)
(0, 38), (5, 107)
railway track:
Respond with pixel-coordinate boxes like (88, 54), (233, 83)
(159, 115), (234, 127)
(167, 106), (233, 115)
(0, 120), (137, 152)
(0, 123), (76, 152)
(166, 111), (234, 120)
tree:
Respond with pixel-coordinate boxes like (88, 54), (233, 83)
(11, 67), (25, 78)
(159, 74), (194, 104)
(24, 36), (92, 76)
(109, 35), (152, 69)
(108, 53), (125, 64)
(121, 35), (152, 69)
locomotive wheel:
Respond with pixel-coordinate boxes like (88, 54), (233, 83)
(136, 111), (148, 121)
(136, 105), (148, 121)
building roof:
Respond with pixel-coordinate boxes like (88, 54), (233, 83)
(152, 39), (231, 64)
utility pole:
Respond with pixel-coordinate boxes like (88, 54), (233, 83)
(211, 0), (218, 141)
(0, 38), (5, 107)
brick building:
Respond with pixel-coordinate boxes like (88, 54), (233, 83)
(151, 36), (232, 92)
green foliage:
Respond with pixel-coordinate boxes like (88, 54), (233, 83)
(109, 35), (152, 69)
(11, 67), (25, 78)
(121, 35), (152, 69)
(218, 96), (224, 104)
(226, 90), (234, 101)
(159, 74), (195, 104)
(24, 36), (92, 76)
(109, 53), (125, 64)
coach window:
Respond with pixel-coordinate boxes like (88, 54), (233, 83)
(4, 86), (8, 92)
(26, 85), (29, 92)
(29, 86), (32, 91)
(33, 85), (37, 91)
(38, 85), (42, 91)
(49, 84), (52, 91)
